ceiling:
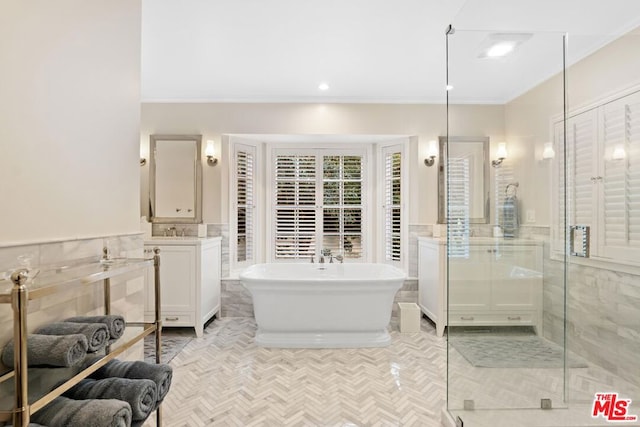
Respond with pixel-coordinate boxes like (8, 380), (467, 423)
(141, 0), (640, 104)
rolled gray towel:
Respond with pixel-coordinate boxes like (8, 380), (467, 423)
(64, 377), (157, 421)
(90, 359), (173, 403)
(30, 396), (131, 427)
(35, 322), (109, 353)
(65, 315), (126, 340)
(2, 334), (88, 367)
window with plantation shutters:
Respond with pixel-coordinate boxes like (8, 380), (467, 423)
(383, 149), (401, 263)
(232, 143), (257, 268)
(551, 89), (640, 266)
(271, 149), (366, 261)
(551, 110), (598, 257)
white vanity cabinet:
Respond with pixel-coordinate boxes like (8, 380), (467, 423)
(418, 237), (543, 337)
(417, 237), (447, 337)
(144, 237), (221, 337)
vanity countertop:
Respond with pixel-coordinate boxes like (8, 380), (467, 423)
(144, 236), (221, 246)
(417, 236), (542, 246)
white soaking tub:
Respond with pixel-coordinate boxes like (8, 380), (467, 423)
(239, 263), (406, 348)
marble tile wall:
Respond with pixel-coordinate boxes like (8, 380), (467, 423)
(544, 257), (640, 389)
(221, 277), (417, 320)
(0, 233), (146, 371)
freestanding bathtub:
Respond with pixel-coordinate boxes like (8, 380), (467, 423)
(239, 263), (406, 348)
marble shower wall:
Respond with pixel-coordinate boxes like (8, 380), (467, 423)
(544, 256), (640, 389)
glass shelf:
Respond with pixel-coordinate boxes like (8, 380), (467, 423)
(0, 258), (153, 302)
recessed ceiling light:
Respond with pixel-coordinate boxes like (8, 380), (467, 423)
(478, 33), (532, 59)
(318, 82), (329, 91)
(486, 42), (515, 58)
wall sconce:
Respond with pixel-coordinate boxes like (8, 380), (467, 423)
(612, 145), (626, 160)
(205, 140), (218, 166)
(492, 142), (508, 168)
(140, 145), (147, 166)
(542, 142), (555, 160)
(424, 140), (438, 167)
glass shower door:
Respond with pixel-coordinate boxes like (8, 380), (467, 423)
(445, 26), (568, 422)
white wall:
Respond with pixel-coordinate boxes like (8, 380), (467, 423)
(0, 1), (142, 245)
(140, 103), (505, 226)
(506, 27), (640, 226)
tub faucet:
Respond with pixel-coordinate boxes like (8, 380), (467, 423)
(319, 255), (325, 263)
(166, 226), (177, 237)
(334, 254), (344, 264)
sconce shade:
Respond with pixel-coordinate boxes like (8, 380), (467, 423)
(424, 140), (438, 167)
(492, 142), (508, 168)
(612, 145), (626, 160)
(205, 140), (218, 166)
(542, 142), (555, 160)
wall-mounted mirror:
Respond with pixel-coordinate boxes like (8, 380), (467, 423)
(150, 134), (202, 223)
(437, 136), (490, 224)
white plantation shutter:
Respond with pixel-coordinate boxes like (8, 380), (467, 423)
(322, 155), (364, 259)
(274, 155), (317, 259)
(383, 150), (401, 262)
(447, 157), (470, 258)
(236, 148), (255, 264)
(600, 91), (640, 262)
(271, 150), (367, 261)
(551, 111), (598, 257)
(571, 114), (597, 229)
(552, 120), (567, 256)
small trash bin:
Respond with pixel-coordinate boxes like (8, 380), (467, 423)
(398, 302), (420, 333)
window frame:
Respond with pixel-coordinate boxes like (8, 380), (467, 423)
(229, 140), (262, 273)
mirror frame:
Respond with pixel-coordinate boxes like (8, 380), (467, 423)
(437, 135), (490, 224)
(149, 134), (203, 224)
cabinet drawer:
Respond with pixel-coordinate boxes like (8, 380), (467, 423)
(161, 312), (194, 326)
(449, 312), (535, 326)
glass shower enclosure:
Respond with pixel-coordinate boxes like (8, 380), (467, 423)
(444, 17), (640, 427)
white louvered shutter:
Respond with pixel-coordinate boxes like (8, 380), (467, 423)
(322, 155), (364, 259)
(447, 156), (470, 258)
(600, 91), (640, 262)
(383, 151), (401, 262)
(551, 111), (598, 258)
(235, 146), (255, 265)
(274, 155), (317, 259)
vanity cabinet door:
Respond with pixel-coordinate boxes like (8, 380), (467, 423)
(157, 245), (196, 313)
(448, 247), (491, 311)
(491, 245), (542, 312)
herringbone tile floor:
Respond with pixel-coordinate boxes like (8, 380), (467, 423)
(143, 318), (639, 427)
(144, 317), (446, 427)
